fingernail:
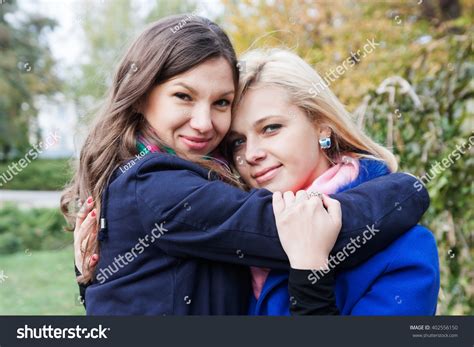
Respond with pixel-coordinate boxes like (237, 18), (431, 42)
(92, 255), (98, 261)
(91, 209), (96, 217)
(87, 197), (93, 204)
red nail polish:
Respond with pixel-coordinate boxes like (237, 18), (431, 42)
(87, 197), (93, 204)
(91, 210), (96, 217)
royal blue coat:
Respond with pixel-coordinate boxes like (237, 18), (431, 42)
(248, 160), (440, 315)
(86, 153), (430, 315)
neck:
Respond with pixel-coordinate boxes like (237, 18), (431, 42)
(300, 156), (331, 191)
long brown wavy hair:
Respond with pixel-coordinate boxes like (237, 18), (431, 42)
(61, 15), (242, 283)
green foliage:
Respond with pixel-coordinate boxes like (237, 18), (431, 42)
(0, 204), (71, 255)
(69, 0), (199, 122)
(0, 159), (72, 190)
(0, 0), (61, 160)
(360, 39), (473, 315)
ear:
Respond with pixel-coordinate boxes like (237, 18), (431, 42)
(318, 125), (332, 139)
(134, 98), (147, 116)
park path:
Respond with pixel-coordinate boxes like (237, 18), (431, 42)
(0, 190), (62, 208)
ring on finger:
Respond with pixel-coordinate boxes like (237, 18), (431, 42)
(308, 191), (322, 199)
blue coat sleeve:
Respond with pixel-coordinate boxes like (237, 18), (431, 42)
(349, 226), (440, 315)
(135, 155), (430, 270)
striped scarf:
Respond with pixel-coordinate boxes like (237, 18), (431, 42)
(136, 134), (176, 155)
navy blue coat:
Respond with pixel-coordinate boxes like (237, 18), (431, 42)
(86, 153), (429, 315)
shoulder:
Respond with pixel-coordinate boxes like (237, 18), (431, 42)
(358, 158), (391, 177)
(338, 158), (390, 192)
(115, 153), (214, 220)
(389, 225), (437, 253)
(385, 225), (439, 272)
(347, 226), (439, 276)
(131, 152), (260, 222)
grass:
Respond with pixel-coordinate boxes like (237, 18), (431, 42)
(0, 246), (85, 315)
(0, 158), (72, 190)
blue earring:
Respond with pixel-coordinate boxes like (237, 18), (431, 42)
(319, 137), (331, 149)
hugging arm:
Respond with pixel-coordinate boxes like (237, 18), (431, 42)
(136, 157), (429, 270)
(74, 159), (429, 302)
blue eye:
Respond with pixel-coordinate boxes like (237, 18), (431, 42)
(215, 99), (231, 107)
(263, 124), (282, 133)
(174, 92), (192, 101)
(230, 138), (245, 151)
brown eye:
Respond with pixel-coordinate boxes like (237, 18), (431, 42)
(174, 92), (192, 101)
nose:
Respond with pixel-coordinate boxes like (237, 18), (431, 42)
(245, 137), (266, 164)
(189, 105), (213, 134)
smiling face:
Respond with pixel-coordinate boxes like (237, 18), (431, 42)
(229, 85), (331, 192)
(143, 57), (235, 157)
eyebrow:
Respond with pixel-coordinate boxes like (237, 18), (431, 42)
(253, 115), (287, 127)
(172, 82), (234, 97)
(228, 115), (287, 137)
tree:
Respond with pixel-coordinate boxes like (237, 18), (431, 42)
(0, 0), (60, 160)
(70, 0), (198, 122)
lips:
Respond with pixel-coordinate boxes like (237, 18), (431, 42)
(252, 164), (283, 184)
(180, 135), (212, 151)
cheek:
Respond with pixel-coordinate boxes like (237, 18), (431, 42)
(280, 134), (319, 177)
(214, 113), (232, 138)
(154, 104), (190, 135)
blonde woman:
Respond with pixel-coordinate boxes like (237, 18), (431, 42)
(224, 48), (439, 315)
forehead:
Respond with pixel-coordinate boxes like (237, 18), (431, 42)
(167, 57), (235, 93)
(231, 86), (292, 130)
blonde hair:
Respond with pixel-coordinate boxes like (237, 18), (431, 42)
(232, 48), (398, 172)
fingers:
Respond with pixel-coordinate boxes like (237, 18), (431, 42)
(295, 190), (308, 203)
(321, 194), (342, 224)
(78, 209), (98, 256)
(76, 209), (99, 272)
(89, 254), (99, 268)
(272, 192), (285, 215)
(283, 191), (295, 206)
(84, 254), (99, 271)
(75, 196), (94, 230)
(81, 209), (98, 240)
(308, 192), (324, 209)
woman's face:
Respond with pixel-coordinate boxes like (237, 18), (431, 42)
(229, 85), (330, 192)
(143, 57), (235, 157)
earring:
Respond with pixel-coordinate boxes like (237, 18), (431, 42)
(319, 137), (331, 149)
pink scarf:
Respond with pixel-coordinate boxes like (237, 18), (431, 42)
(250, 155), (360, 300)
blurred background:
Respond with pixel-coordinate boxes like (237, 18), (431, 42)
(0, 0), (472, 315)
